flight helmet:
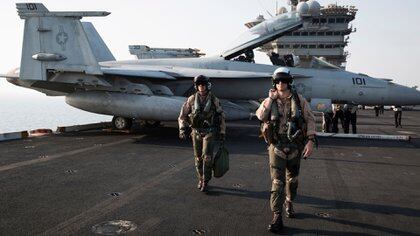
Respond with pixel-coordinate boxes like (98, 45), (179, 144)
(272, 67), (293, 88)
(194, 75), (211, 90)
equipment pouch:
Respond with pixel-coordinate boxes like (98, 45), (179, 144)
(260, 122), (276, 145)
(260, 99), (280, 145)
(189, 112), (202, 129)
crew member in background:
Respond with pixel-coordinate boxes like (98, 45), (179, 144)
(379, 105), (385, 115)
(393, 105), (402, 128)
(374, 106), (380, 117)
(332, 104), (344, 133)
(322, 105), (334, 133)
(343, 103), (358, 134)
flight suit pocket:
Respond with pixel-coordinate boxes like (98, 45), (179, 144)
(269, 145), (286, 167)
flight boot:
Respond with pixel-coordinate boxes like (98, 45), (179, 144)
(268, 212), (283, 233)
(284, 200), (295, 218)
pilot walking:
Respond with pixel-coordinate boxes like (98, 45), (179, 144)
(256, 68), (316, 233)
(178, 75), (226, 192)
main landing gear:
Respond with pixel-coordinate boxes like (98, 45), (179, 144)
(111, 117), (162, 131)
(112, 116), (133, 130)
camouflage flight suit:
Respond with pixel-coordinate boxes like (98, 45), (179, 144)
(256, 93), (316, 213)
(178, 92), (226, 184)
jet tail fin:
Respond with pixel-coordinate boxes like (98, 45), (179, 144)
(16, 3), (49, 15)
(17, 3), (110, 81)
(82, 22), (115, 62)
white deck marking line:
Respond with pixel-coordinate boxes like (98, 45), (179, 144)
(0, 139), (133, 173)
(40, 158), (191, 235)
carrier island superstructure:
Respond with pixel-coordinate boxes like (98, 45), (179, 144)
(128, 1), (357, 69)
(245, 0), (358, 69)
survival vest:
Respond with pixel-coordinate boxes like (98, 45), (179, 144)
(189, 92), (221, 133)
(260, 91), (307, 148)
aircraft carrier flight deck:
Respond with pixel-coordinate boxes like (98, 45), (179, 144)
(0, 109), (419, 235)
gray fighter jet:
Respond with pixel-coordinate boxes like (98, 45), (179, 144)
(2, 3), (420, 130)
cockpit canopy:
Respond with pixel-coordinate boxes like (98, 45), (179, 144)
(309, 57), (341, 70)
(222, 11), (303, 60)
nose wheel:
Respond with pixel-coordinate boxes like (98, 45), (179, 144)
(112, 116), (133, 130)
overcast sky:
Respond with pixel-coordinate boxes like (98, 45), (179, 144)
(0, 0), (419, 98)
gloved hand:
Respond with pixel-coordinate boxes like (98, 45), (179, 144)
(269, 89), (278, 100)
(179, 130), (187, 140)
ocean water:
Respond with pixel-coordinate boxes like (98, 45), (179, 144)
(0, 96), (111, 133)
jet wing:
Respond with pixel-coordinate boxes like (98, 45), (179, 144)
(222, 11), (304, 60)
(101, 65), (272, 80)
(101, 67), (177, 80)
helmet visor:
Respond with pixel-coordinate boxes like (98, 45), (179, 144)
(196, 81), (207, 86)
(273, 72), (293, 84)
